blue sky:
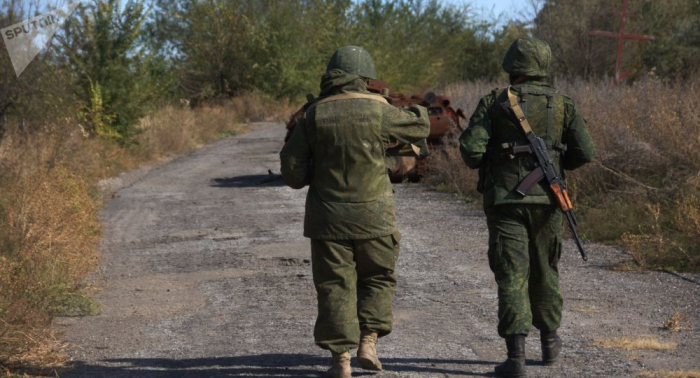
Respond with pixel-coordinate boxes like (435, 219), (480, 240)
(449, 0), (541, 23)
(26, 0), (540, 26)
(29, 0), (538, 18)
(469, 0), (518, 14)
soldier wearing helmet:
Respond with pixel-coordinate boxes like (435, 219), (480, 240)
(459, 38), (596, 377)
(280, 45), (430, 378)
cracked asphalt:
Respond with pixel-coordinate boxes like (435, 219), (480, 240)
(57, 123), (700, 377)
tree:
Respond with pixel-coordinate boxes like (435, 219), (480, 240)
(636, 0), (700, 78)
(147, 0), (507, 101)
(0, 1), (76, 139)
(532, 0), (700, 80)
(59, 0), (156, 142)
(532, 0), (617, 78)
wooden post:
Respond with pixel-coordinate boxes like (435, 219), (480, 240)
(588, 0), (655, 85)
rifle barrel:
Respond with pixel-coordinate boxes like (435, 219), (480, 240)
(565, 212), (588, 261)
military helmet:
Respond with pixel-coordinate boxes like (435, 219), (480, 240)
(502, 38), (551, 78)
(326, 45), (377, 80)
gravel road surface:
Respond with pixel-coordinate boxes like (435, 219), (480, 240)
(58, 123), (700, 377)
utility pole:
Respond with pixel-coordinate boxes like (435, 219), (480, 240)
(588, 0), (655, 85)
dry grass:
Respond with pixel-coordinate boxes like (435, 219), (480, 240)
(0, 93), (291, 375)
(593, 336), (677, 350)
(0, 321), (68, 377)
(429, 76), (700, 272)
(423, 136), (481, 202)
(608, 262), (646, 272)
(569, 306), (602, 314)
(134, 93), (294, 162)
(133, 104), (248, 161)
(636, 370), (700, 378)
(663, 311), (692, 332)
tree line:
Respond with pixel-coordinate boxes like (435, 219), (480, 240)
(0, 0), (697, 143)
(532, 0), (700, 79)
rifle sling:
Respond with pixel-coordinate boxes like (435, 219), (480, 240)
(506, 87), (533, 134)
(546, 94), (554, 140)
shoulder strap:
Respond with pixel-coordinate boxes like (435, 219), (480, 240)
(546, 94), (554, 139)
(307, 92), (389, 112)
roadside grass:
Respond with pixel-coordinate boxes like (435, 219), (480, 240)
(569, 306), (602, 314)
(423, 135), (481, 202)
(427, 76), (700, 272)
(636, 370), (700, 378)
(0, 322), (68, 377)
(593, 336), (677, 351)
(0, 94), (293, 375)
(663, 311), (692, 332)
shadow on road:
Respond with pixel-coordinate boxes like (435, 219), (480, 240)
(63, 354), (497, 377)
(211, 174), (286, 188)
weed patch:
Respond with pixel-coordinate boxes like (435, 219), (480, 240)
(594, 336), (677, 350)
(663, 311), (692, 332)
(0, 93), (292, 374)
(569, 306), (602, 314)
(636, 371), (700, 378)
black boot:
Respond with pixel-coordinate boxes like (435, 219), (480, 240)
(495, 335), (527, 378)
(541, 330), (562, 366)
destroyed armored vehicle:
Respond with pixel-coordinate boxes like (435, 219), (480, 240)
(285, 80), (465, 182)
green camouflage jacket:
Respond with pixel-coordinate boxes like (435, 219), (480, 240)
(459, 80), (596, 208)
(280, 70), (430, 239)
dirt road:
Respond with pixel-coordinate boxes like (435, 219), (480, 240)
(59, 123), (699, 377)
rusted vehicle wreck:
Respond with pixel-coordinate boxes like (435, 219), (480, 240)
(285, 80), (465, 182)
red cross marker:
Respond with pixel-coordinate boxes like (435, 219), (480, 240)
(588, 0), (655, 85)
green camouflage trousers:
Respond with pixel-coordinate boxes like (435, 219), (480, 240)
(485, 205), (563, 338)
(311, 233), (400, 353)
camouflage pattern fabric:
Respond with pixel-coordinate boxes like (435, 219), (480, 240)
(459, 81), (596, 208)
(502, 38), (552, 79)
(311, 233), (400, 353)
(280, 62), (428, 354)
(485, 205), (563, 337)
(458, 38), (596, 339)
(326, 45), (377, 80)
(280, 69), (430, 239)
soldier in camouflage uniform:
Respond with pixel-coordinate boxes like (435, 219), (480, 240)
(280, 45), (430, 378)
(459, 38), (596, 377)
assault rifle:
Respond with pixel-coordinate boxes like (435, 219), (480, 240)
(501, 87), (588, 261)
